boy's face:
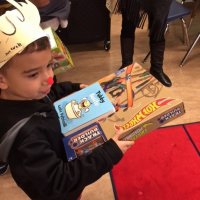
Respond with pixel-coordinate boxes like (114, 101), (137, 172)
(0, 48), (54, 100)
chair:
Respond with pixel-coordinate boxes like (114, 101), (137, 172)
(143, 0), (191, 63)
(179, 0), (200, 66)
(179, 32), (200, 66)
(186, 0), (200, 30)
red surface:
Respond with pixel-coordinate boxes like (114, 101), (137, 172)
(111, 123), (200, 200)
(184, 123), (200, 154)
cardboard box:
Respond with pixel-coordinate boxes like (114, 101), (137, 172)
(97, 63), (185, 141)
(62, 63), (185, 161)
(63, 123), (107, 161)
(44, 27), (74, 75)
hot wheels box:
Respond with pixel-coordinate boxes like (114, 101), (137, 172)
(44, 27), (74, 75)
(62, 63), (185, 161)
(97, 62), (185, 141)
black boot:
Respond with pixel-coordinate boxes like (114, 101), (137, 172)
(150, 69), (172, 87)
(150, 40), (172, 87)
(119, 36), (134, 70)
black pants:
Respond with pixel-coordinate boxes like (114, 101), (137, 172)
(120, 0), (173, 71)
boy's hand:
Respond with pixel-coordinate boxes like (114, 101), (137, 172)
(80, 84), (88, 89)
(112, 127), (134, 154)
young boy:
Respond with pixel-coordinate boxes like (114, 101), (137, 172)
(0, 1), (134, 199)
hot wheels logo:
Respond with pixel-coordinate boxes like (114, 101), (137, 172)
(119, 98), (174, 130)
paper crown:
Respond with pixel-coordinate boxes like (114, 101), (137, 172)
(0, 0), (47, 68)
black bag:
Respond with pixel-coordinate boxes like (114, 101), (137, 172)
(56, 0), (111, 50)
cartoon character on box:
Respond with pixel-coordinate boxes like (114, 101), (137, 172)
(65, 98), (91, 119)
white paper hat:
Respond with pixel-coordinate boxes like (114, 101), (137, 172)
(0, 0), (47, 68)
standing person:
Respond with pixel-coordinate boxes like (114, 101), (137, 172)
(31, 0), (70, 30)
(0, 1), (134, 199)
(117, 0), (173, 87)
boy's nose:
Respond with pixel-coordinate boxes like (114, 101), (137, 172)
(47, 77), (54, 85)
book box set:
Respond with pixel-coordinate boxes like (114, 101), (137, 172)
(54, 63), (185, 161)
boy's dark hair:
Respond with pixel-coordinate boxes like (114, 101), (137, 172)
(0, 36), (50, 74)
(0, 36), (50, 93)
(21, 36), (51, 54)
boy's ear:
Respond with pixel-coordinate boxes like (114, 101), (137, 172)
(0, 74), (8, 90)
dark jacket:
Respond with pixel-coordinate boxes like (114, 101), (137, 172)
(39, 0), (71, 22)
(117, 0), (172, 40)
(0, 81), (123, 200)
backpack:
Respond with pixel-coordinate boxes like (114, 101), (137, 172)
(0, 112), (46, 163)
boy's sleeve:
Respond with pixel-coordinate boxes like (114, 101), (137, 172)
(9, 121), (123, 200)
(50, 77), (81, 100)
(56, 81), (81, 96)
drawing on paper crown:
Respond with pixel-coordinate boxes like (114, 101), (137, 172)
(0, 0), (46, 68)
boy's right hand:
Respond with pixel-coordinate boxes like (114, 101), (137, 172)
(112, 128), (134, 154)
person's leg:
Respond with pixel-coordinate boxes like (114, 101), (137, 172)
(146, 0), (173, 87)
(149, 38), (172, 87)
(118, 0), (142, 69)
(119, 13), (137, 69)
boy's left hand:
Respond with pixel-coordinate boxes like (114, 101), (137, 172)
(112, 127), (134, 154)
(80, 84), (88, 89)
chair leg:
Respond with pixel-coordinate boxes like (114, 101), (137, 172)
(181, 18), (190, 47)
(188, 0), (200, 30)
(165, 24), (169, 34)
(188, 18), (194, 31)
(179, 33), (200, 67)
(142, 51), (151, 63)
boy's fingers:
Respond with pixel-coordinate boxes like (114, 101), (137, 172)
(124, 141), (134, 146)
(115, 126), (124, 135)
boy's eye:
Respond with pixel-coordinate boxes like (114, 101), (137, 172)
(27, 72), (39, 78)
(47, 63), (54, 68)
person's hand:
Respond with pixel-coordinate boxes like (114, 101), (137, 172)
(112, 127), (134, 154)
(80, 84), (88, 89)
